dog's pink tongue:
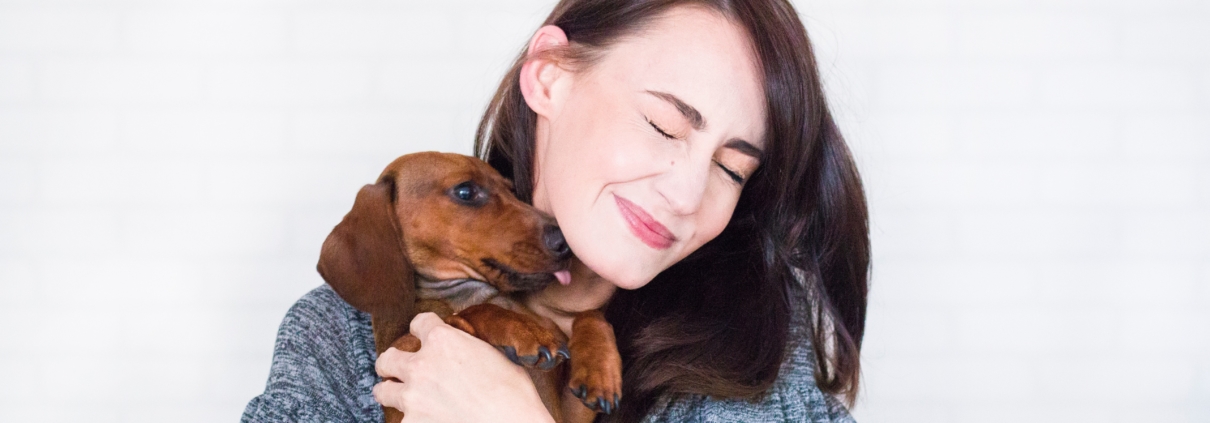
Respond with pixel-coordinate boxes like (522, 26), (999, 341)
(554, 270), (572, 286)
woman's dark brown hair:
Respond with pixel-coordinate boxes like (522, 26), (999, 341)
(473, 0), (869, 419)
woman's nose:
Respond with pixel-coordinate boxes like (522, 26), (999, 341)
(655, 157), (710, 216)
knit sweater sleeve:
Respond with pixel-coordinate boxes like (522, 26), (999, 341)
(639, 291), (856, 423)
(241, 285), (384, 423)
(242, 285), (854, 423)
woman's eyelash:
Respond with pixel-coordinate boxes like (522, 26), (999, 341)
(643, 115), (743, 184)
(714, 160), (745, 184)
(645, 117), (677, 139)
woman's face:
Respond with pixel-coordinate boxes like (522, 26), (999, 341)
(529, 7), (766, 290)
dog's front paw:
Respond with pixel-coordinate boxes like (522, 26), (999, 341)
(566, 311), (622, 414)
(451, 304), (568, 370)
(567, 350), (622, 415)
(498, 341), (569, 370)
(490, 316), (567, 370)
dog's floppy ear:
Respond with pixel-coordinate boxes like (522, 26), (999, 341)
(317, 177), (416, 352)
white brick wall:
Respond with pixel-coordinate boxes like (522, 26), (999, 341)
(831, 0), (1210, 420)
(0, 0), (1206, 422)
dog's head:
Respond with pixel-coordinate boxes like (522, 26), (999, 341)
(385, 152), (572, 290)
(317, 152), (572, 318)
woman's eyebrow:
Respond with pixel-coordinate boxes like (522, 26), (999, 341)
(644, 90), (705, 131)
(725, 138), (764, 160)
(644, 90), (763, 159)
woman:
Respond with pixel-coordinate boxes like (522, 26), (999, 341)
(243, 0), (868, 422)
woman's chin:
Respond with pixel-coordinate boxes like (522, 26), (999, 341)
(592, 262), (657, 290)
(611, 277), (651, 291)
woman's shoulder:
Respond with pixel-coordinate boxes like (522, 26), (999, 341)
(640, 289), (856, 423)
(278, 284), (367, 336)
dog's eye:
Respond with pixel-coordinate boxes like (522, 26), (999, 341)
(449, 181), (486, 206)
(453, 183), (477, 201)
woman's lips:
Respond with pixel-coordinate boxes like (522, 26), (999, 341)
(613, 194), (676, 250)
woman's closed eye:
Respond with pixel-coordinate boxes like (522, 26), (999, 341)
(645, 116), (680, 140)
(646, 115), (747, 185)
(713, 160), (744, 184)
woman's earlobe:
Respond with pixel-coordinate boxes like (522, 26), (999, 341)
(520, 25), (570, 117)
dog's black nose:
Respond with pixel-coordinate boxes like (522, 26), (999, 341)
(544, 225), (571, 260)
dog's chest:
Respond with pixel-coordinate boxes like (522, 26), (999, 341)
(416, 278), (513, 314)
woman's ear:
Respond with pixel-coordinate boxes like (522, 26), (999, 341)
(520, 25), (571, 118)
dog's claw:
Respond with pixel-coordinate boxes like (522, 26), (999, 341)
(577, 391), (604, 412)
(573, 386), (620, 414)
(496, 342), (564, 370)
(519, 354), (539, 366)
(556, 345), (570, 360)
(538, 351), (559, 371)
(501, 346), (520, 365)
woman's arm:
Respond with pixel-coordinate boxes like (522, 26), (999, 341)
(241, 285), (383, 423)
(372, 312), (556, 423)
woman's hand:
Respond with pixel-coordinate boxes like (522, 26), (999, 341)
(373, 312), (555, 423)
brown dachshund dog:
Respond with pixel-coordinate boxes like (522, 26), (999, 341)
(317, 152), (622, 423)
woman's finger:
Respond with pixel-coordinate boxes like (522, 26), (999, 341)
(375, 347), (414, 380)
(372, 379), (407, 410)
(408, 312), (445, 340)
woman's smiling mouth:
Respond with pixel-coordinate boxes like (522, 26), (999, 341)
(613, 194), (676, 249)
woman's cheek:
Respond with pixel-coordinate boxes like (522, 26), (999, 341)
(606, 125), (669, 182)
(707, 184), (740, 229)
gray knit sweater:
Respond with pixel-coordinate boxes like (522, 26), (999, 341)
(241, 285), (855, 422)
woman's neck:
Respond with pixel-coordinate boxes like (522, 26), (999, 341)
(524, 257), (616, 336)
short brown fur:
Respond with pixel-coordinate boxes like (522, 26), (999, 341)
(318, 152), (622, 423)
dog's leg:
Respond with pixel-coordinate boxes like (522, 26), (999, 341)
(450, 303), (569, 370)
(566, 310), (622, 416)
(383, 406), (405, 423)
(377, 334), (422, 423)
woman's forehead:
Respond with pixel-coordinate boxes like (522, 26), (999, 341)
(589, 7), (767, 144)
